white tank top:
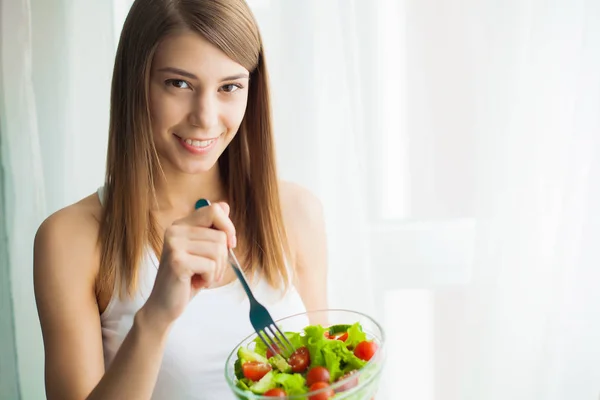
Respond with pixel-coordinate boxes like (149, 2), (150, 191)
(97, 188), (308, 399)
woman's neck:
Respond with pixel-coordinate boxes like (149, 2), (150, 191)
(153, 164), (227, 215)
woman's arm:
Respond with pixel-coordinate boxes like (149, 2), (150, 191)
(34, 197), (234, 400)
(34, 201), (169, 400)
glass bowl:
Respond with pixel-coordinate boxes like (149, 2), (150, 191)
(224, 309), (386, 399)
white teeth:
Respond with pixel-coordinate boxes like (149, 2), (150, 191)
(184, 138), (214, 148)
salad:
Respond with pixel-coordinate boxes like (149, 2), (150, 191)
(233, 322), (379, 399)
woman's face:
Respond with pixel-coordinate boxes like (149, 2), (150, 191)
(149, 31), (250, 175)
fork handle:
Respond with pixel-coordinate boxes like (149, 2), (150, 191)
(228, 249), (260, 305)
(194, 199), (259, 305)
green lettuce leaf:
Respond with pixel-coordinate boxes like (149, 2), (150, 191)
(322, 344), (343, 381)
(303, 324), (328, 367)
(253, 331), (307, 358)
(285, 331), (307, 350)
(253, 338), (268, 357)
(324, 339), (367, 380)
(303, 324), (367, 380)
(273, 372), (308, 395)
(344, 322), (367, 349)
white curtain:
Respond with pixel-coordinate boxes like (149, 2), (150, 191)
(460, 0), (600, 398)
(249, 0), (377, 316)
(365, 0), (600, 398)
(1, 0), (46, 399)
(258, 0), (600, 399)
(1, 0), (115, 398)
(2, 0), (600, 399)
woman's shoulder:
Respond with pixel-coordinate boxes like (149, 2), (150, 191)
(34, 191), (103, 281)
(36, 192), (103, 242)
(278, 180), (324, 228)
(278, 180), (326, 253)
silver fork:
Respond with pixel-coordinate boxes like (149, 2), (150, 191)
(228, 249), (295, 358)
(194, 199), (295, 358)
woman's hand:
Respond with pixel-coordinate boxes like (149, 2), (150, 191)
(142, 202), (236, 330)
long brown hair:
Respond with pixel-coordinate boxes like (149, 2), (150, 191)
(98, 0), (290, 299)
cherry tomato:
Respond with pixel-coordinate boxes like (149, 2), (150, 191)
(308, 381), (335, 400)
(354, 340), (378, 361)
(306, 366), (331, 386)
(266, 344), (280, 359)
(288, 346), (310, 373)
(264, 388), (287, 397)
(242, 361), (272, 381)
(324, 331), (348, 341)
(335, 370), (359, 393)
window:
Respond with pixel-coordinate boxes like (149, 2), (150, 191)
(370, 2), (477, 397)
(369, 0), (477, 283)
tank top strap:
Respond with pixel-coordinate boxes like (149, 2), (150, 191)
(97, 186), (106, 207)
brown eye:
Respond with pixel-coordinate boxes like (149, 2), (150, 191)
(221, 83), (242, 93)
(166, 79), (190, 89)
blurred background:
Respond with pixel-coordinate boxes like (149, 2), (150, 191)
(2, 0), (600, 399)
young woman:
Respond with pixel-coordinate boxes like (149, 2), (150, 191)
(33, 0), (328, 399)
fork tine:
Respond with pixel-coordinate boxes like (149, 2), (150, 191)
(222, 237), (296, 359)
(270, 324), (295, 356)
(265, 325), (291, 357)
(257, 330), (278, 358)
(272, 324), (294, 349)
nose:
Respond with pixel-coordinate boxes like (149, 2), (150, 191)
(189, 92), (218, 129)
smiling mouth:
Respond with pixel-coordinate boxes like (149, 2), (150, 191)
(174, 134), (219, 149)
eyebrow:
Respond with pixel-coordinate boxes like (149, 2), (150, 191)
(157, 67), (249, 82)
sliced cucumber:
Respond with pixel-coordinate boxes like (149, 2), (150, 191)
(328, 324), (352, 335)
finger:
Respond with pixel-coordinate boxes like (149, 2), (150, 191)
(219, 244), (229, 282)
(186, 257), (217, 288)
(176, 226), (228, 244)
(216, 201), (230, 216)
(188, 203), (233, 231)
(188, 204), (236, 247)
(165, 220), (227, 243)
(209, 240), (228, 284)
(181, 238), (229, 285)
(168, 251), (217, 288)
(183, 240), (226, 262)
(214, 203), (236, 247)
(193, 199), (235, 248)
(163, 227), (227, 255)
